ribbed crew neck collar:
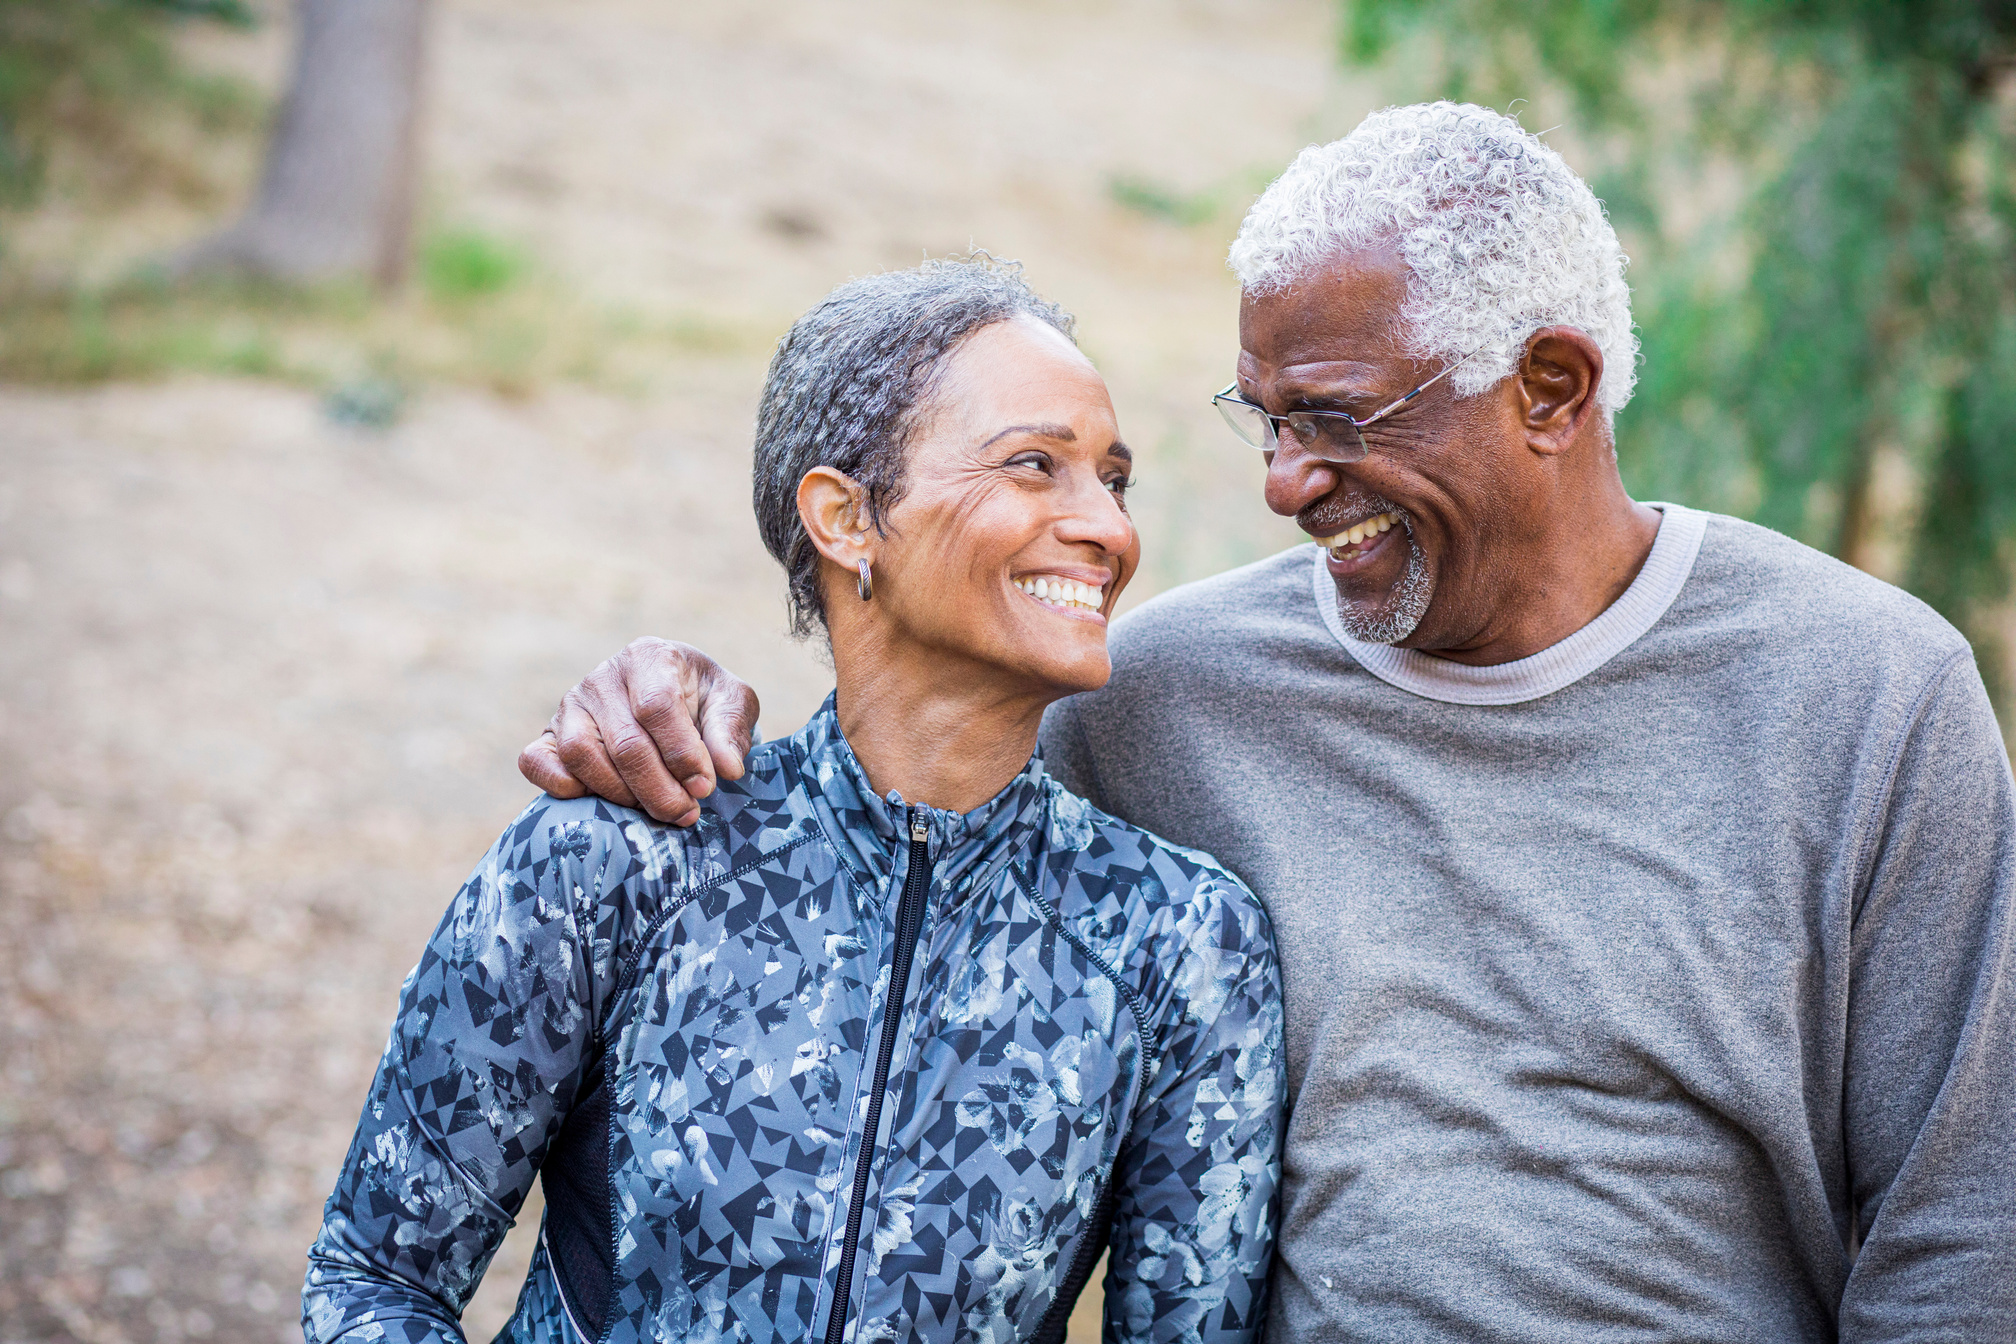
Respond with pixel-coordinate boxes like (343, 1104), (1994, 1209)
(1311, 503), (1707, 706)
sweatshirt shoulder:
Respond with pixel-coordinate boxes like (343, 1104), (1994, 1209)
(1681, 511), (1971, 667)
(1109, 546), (1322, 658)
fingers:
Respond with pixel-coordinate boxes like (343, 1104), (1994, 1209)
(551, 683), (656, 816)
(536, 638), (755, 829)
(622, 640), (723, 807)
(567, 654), (701, 825)
(519, 730), (587, 799)
(697, 664), (760, 782)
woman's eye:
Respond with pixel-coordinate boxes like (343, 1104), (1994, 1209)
(1107, 475), (1134, 496)
(1005, 453), (1053, 474)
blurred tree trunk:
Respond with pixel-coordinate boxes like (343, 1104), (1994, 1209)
(176, 0), (430, 288)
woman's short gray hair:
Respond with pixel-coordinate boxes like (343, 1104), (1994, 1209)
(753, 254), (1075, 638)
(1228, 101), (1638, 415)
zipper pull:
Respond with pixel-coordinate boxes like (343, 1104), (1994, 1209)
(909, 810), (929, 844)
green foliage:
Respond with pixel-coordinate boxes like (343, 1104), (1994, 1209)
(324, 372), (408, 429)
(1338, 0), (2016, 693)
(420, 228), (527, 300)
(0, 0), (256, 207)
(1108, 174), (1221, 227)
(0, 265), (776, 402)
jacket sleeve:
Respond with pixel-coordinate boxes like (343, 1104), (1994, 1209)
(1839, 654), (2016, 1338)
(301, 798), (644, 1343)
(1102, 869), (1286, 1344)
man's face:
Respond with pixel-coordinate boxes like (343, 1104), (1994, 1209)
(1238, 244), (1535, 651)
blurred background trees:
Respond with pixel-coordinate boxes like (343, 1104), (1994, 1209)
(2, 0), (428, 285)
(174, 0), (429, 286)
(1342, 0), (2016, 692)
(0, 0), (257, 210)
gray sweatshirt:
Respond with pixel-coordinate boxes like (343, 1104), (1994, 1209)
(1041, 505), (2016, 1342)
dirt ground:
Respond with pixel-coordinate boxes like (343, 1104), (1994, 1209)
(0, 2), (1355, 1339)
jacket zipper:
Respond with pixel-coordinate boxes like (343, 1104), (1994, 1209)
(822, 807), (934, 1344)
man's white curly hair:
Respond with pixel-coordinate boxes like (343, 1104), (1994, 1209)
(1229, 101), (1638, 415)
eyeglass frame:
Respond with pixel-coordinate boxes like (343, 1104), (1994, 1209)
(1211, 344), (1487, 463)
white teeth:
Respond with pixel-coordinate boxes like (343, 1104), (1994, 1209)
(1313, 511), (1402, 549)
(1015, 575), (1104, 612)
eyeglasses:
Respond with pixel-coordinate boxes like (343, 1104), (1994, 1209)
(1211, 346), (1485, 464)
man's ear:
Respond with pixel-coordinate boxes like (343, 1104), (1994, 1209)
(1517, 326), (1604, 456)
(797, 467), (873, 568)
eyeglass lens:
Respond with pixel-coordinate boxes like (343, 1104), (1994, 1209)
(1215, 396), (1368, 463)
(1214, 396), (1272, 448)
(1285, 413), (1368, 462)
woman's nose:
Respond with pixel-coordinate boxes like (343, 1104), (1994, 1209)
(1059, 477), (1136, 555)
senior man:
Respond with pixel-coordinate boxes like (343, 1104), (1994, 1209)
(516, 104), (2015, 1339)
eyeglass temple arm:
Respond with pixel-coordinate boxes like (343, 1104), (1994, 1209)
(1360, 345), (1486, 427)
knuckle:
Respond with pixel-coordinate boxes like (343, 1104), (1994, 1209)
(554, 734), (608, 775)
(632, 687), (684, 724)
(607, 730), (657, 768)
(624, 636), (685, 671)
(664, 746), (708, 777)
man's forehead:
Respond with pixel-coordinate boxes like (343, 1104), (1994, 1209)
(1238, 248), (1410, 371)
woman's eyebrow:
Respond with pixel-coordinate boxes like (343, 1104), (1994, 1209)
(979, 422), (1077, 449)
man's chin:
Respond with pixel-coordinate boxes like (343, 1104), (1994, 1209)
(1330, 542), (1433, 645)
(1333, 595), (1424, 644)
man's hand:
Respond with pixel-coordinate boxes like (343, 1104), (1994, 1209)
(517, 638), (760, 826)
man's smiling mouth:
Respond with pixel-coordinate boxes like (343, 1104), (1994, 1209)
(1310, 511), (1402, 559)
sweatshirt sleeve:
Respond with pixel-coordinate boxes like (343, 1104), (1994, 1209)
(1840, 653), (2016, 1338)
(1102, 870), (1285, 1344)
(1039, 696), (1108, 811)
(301, 798), (646, 1343)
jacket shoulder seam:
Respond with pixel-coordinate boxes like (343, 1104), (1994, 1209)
(598, 829), (819, 1044)
(1012, 867), (1158, 1060)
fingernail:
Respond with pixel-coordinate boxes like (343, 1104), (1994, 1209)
(682, 775), (714, 798)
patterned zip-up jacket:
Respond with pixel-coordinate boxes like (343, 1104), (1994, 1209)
(304, 697), (1283, 1344)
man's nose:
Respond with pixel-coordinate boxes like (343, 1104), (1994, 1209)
(1262, 437), (1345, 519)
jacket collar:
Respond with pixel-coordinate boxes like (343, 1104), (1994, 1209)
(787, 693), (1049, 903)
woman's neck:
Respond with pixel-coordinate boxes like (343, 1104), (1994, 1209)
(831, 647), (1050, 816)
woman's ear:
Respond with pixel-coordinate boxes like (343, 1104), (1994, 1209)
(798, 467), (873, 567)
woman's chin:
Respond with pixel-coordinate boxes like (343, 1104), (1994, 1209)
(1020, 645), (1112, 698)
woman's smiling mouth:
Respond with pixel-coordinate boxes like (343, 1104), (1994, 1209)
(1014, 573), (1106, 614)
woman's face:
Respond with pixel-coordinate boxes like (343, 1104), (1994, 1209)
(829, 315), (1140, 697)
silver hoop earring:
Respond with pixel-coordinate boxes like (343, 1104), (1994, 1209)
(856, 559), (873, 602)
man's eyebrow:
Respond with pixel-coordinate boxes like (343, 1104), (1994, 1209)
(1282, 383), (1378, 411)
(979, 423), (1077, 449)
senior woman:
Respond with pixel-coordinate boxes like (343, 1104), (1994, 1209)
(303, 257), (1283, 1344)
